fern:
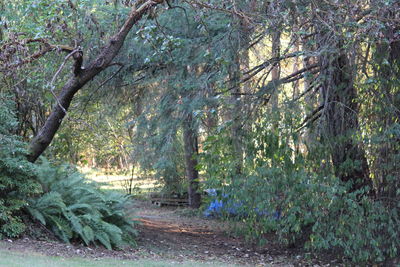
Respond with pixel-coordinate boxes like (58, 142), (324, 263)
(82, 225), (95, 244)
(27, 160), (137, 248)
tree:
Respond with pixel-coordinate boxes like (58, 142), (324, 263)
(126, 3), (238, 203)
(183, 112), (201, 208)
(366, 1), (400, 198)
(1, 0), (164, 162)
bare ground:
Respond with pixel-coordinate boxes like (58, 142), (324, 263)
(0, 200), (343, 266)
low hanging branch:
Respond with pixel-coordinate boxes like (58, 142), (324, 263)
(0, 38), (81, 72)
(216, 61), (320, 98)
(27, 0), (164, 163)
(296, 104), (325, 132)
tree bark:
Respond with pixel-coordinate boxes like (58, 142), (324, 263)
(227, 6), (252, 176)
(373, 6), (400, 198)
(229, 52), (244, 176)
(183, 113), (201, 209)
(320, 44), (373, 194)
(270, 30), (281, 126)
(27, 0), (164, 162)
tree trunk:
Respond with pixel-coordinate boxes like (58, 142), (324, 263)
(270, 30), (281, 128)
(373, 6), (400, 198)
(320, 44), (373, 194)
(229, 52), (244, 176)
(183, 113), (201, 208)
(227, 9), (252, 176)
(205, 83), (219, 135)
(27, 0), (164, 162)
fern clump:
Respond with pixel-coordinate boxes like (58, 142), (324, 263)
(27, 161), (137, 249)
(0, 97), (42, 238)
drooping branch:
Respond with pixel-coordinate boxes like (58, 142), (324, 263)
(216, 61), (319, 98)
(0, 38), (80, 72)
(27, 0), (164, 163)
(296, 104), (324, 132)
(242, 52), (302, 82)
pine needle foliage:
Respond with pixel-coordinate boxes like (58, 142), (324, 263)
(27, 160), (137, 249)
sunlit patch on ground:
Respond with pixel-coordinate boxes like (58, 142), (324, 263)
(79, 167), (159, 192)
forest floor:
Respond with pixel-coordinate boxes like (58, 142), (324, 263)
(0, 200), (342, 266)
(129, 200), (341, 266)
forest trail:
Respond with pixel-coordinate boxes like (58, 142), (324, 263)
(132, 200), (269, 266)
(130, 200), (336, 266)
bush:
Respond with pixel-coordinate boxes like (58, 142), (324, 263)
(0, 97), (42, 238)
(201, 127), (400, 263)
(27, 160), (137, 249)
(229, 168), (399, 263)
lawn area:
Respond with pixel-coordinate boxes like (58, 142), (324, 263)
(0, 249), (241, 267)
(80, 167), (159, 192)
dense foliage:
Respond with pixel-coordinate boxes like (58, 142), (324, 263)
(0, 97), (41, 238)
(27, 161), (137, 249)
(202, 125), (400, 262)
(0, 97), (137, 248)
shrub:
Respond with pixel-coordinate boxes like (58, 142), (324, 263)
(27, 160), (137, 249)
(201, 127), (400, 263)
(0, 97), (42, 238)
(229, 168), (399, 263)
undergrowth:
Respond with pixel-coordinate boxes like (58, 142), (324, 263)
(201, 125), (400, 264)
(0, 97), (42, 238)
(27, 160), (137, 249)
(0, 97), (137, 249)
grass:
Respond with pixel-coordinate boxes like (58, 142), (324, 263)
(79, 167), (159, 192)
(0, 249), (242, 267)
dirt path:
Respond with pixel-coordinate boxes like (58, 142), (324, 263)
(0, 200), (338, 266)
(130, 200), (337, 266)
(133, 201), (270, 266)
